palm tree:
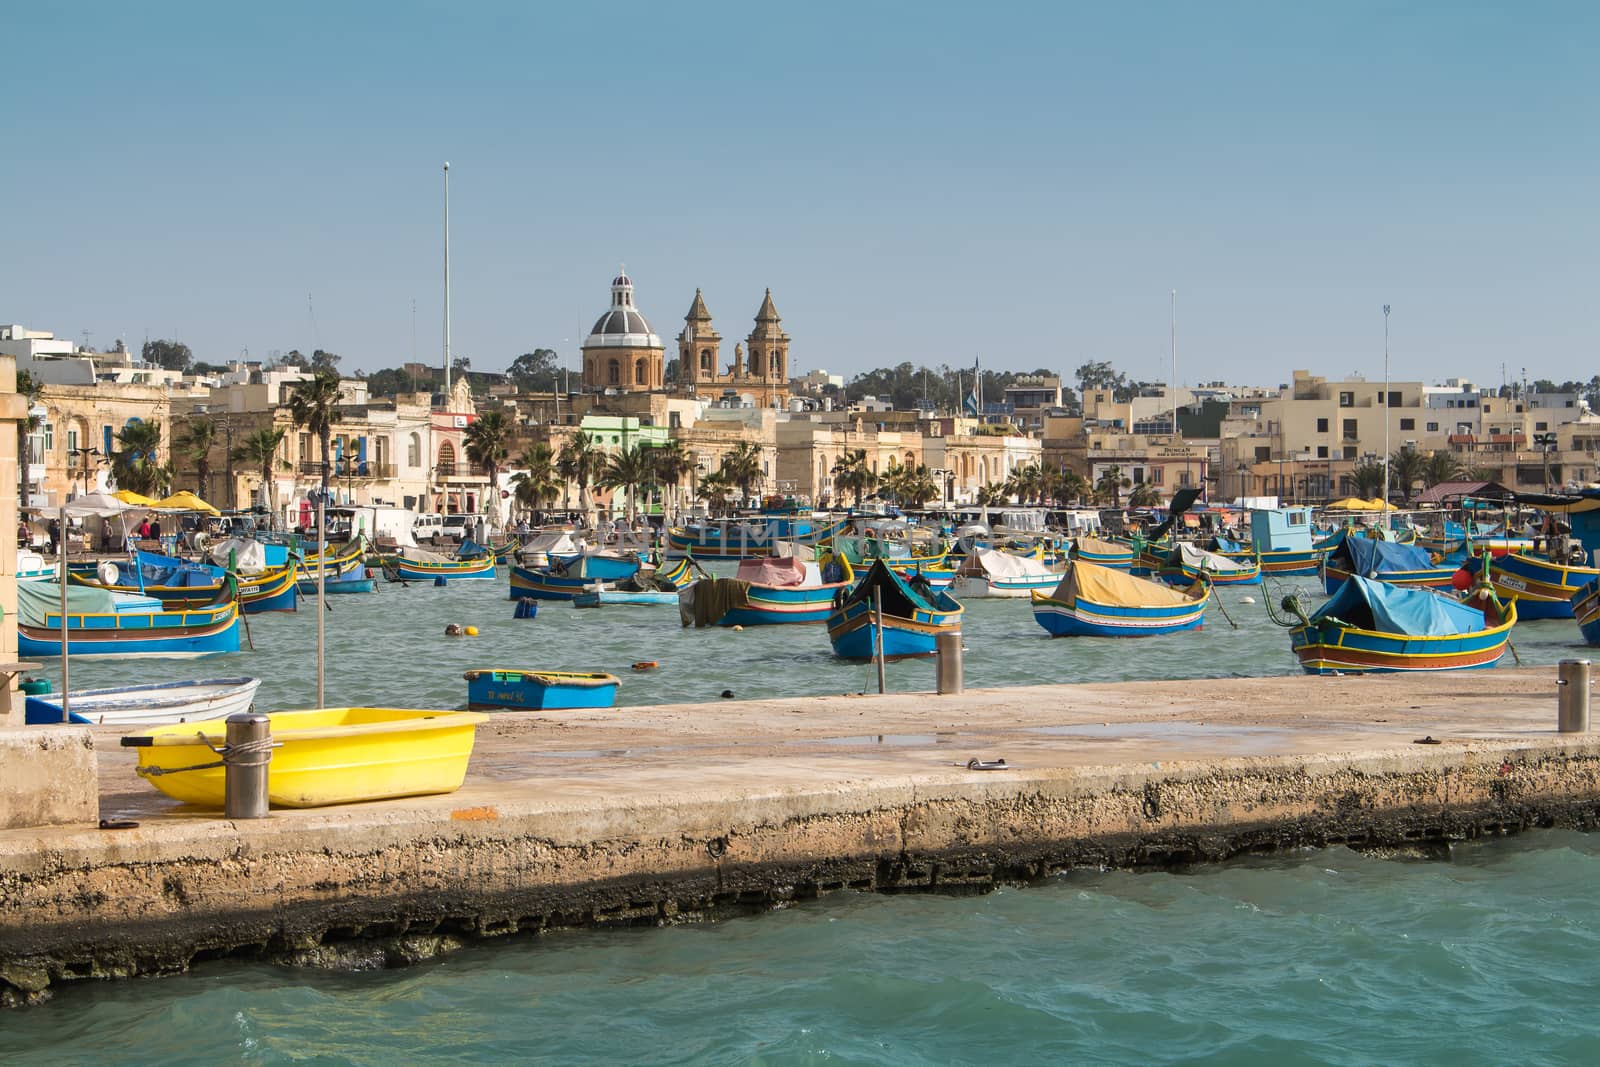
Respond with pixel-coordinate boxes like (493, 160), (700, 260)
(650, 439), (696, 525)
(1127, 482), (1162, 509)
(1388, 444), (1428, 503)
(464, 409), (512, 529)
(111, 418), (172, 497)
(897, 464), (939, 508)
(232, 426), (288, 527)
(510, 445), (561, 526)
(1349, 457), (1385, 500)
(1421, 449), (1462, 488)
(556, 430), (602, 523)
(16, 369), (41, 511)
(698, 468), (734, 517)
(719, 441), (763, 505)
(831, 449), (877, 508)
(975, 481), (1007, 526)
(1008, 463), (1045, 504)
(1050, 468), (1089, 506)
(1095, 465), (1131, 507)
(598, 443), (659, 524)
(176, 416), (217, 498)
(287, 369), (342, 493)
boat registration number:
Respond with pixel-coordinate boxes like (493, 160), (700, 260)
(1497, 576), (1528, 592)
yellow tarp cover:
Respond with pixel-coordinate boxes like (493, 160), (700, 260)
(152, 491), (221, 515)
(112, 489), (160, 506)
(1050, 560), (1199, 608)
(1328, 497), (1384, 511)
(1076, 536), (1131, 557)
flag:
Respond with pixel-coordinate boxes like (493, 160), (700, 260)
(962, 388), (979, 416)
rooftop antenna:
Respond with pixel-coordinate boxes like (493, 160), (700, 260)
(443, 162), (452, 398)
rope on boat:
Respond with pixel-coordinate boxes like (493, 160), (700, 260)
(1206, 581), (1238, 630)
(135, 732), (279, 778)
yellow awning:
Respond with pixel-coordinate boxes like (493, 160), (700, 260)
(152, 491), (221, 516)
(112, 489), (160, 507)
(1328, 497), (1383, 511)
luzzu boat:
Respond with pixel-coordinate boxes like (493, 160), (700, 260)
(25, 676), (261, 726)
(1156, 543), (1261, 586)
(667, 516), (848, 560)
(68, 551), (224, 604)
(826, 559), (963, 660)
(1287, 575), (1514, 674)
(1070, 536), (1135, 571)
(952, 548), (1063, 598)
(1321, 537), (1458, 595)
(232, 562), (302, 613)
(123, 707), (488, 807)
(388, 548), (497, 582)
(1462, 550), (1599, 621)
(1031, 560), (1208, 638)
(1574, 581), (1600, 646)
(573, 588), (678, 607)
(508, 552), (643, 601)
(679, 554), (854, 627)
(463, 669), (621, 710)
(17, 581), (242, 659)
(1219, 507), (1326, 576)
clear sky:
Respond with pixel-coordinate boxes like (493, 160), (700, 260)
(3, 1), (1595, 389)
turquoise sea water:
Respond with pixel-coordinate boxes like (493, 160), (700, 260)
(7, 832), (1600, 1065)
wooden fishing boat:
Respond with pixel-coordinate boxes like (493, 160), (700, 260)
(18, 582), (242, 659)
(25, 676), (261, 726)
(233, 562), (301, 613)
(573, 588), (679, 607)
(68, 551), (225, 604)
(1287, 576), (1515, 674)
(1215, 507), (1327, 576)
(885, 561), (955, 591)
(509, 552), (643, 600)
(1156, 543), (1261, 586)
(297, 570), (378, 594)
(826, 559), (963, 659)
(294, 536), (367, 582)
(1031, 561), (1208, 637)
(463, 669), (620, 710)
(1575, 580), (1600, 646)
(667, 516), (848, 559)
(952, 548), (1063, 598)
(1070, 536), (1136, 571)
(680, 554), (854, 627)
(122, 707), (488, 807)
(389, 548), (497, 582)
(1321, 537), (1458, 595)
(1463, 551), (1599, 620)
(654, 556), (696, 588)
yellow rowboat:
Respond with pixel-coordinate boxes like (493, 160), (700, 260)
(122, 707), (488, 808)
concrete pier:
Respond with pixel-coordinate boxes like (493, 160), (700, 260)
(4, 666), (1599, 1003)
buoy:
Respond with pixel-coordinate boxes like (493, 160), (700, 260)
(720, 689), (735, 699)
(731, 624), (744, 632)
(1240, 596), (1256, 605)
(631, 661), (658, 672)
(464, 625), (479, 636)
(434, 576), (448, 587)
(514, 598), (539, 619)
(365, 567), (376, 579)
(444, 623), (462, 636)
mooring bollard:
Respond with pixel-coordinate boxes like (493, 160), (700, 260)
(224, 712), (272, 819)
(1558, 659), (1591, 733)
(936, 630), (964, 695)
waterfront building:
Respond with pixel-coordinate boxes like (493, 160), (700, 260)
(581, 270), (665, 394)
(28, 382), (170, 508)
(675, 288), (791, 407)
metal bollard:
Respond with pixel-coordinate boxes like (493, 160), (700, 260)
(224, 712), (272, 819)
(936, 630), (964, 695)
(1558, 659), (1591, 734)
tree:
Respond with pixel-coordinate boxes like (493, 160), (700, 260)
(463, 409), (512, 528)
(311, 349), (341, 371)
(1349, 458), (1386, 500)
(719, 441), (763, 503)
(509, 445), (561, 525)
(650, 439), (696, 525)
(1049, 468), (1089, 506)
(277, 350), (308, 369)
(142, 339), (193, 372)
(507, 349), (561, 392)
(1128, 482), (1163, 509)
(1095, 465), (1131, 507)
(975, 481), (1007, 525)
(232, 426), (287, 527)
(287, 369), (343, 493)
(111, 418), (172, 497)
(176, 416), (217, 497)
(895, 464), (939, 508)
(556, 430), (603, 523)
(1388, 443), (1428, 503)
(697, 469), (734, 517)
(831, 449), (877, 507)
(1421, 449), (1462, 488)
(16, 369), (41, 511)
(598, 443), (659, 523)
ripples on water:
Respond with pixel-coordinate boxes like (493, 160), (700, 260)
(7, 832), (1600, 1065)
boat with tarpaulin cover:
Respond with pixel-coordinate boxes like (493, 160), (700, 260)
(952, 548), (1063, 598)
(1156, 542), (1261, 586)
(17, 580), (242, 659)
(1287, 575), (1514, 674)
(1070, 536), (1135, 571)
(507, 551), (643, 600)
(680, 553), (854, 627)
(1321, 536), (1458, 595)
(387, 546), (497, 582)
(1031, 560), (1208, 637)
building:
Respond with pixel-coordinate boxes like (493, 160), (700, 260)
(675, 288), (791, 406)
(581, 270), (665, 394)
(28, 382), (170, 508)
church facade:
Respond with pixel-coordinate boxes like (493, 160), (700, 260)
(676, 288), (791, 406)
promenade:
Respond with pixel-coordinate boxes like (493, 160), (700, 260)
(4, 666), (1597, 1003)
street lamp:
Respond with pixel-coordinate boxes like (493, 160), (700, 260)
(1382, 304), (1391, 521)
(1534, 431), (1558, 490)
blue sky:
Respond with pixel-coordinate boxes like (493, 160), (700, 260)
(3, 1), (1595, 389)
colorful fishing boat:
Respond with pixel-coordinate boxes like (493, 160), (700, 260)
(1321, 537), (1458, 595)
(1223, 507), (1327, 576)
(1070, 536), (1136, 570)
(123, 707), (488, 807)
(68, 550), (224, 604)
(1156, 543), (1261, 586)
(952, 548), (1064, 598)
(680, 554), (854, 627)
(1575, 580), (1600, 646)
(508, 552), (643, 600)
(573, 588), (679, 607)
(25, 676), (261, 726)
(232, 562), (301, 613)
(667, 516), (849, 559)
(298, 570), (378, 595)
(1287, 576), (1514, 674)
(825, 559), (963, 659)
(294, 536), (367, 582)
(1031, 561), (1208, 638)
(1461, 551), (1599, 621)
(388, 548), (497, 582)
(17, 581), (242, 659)
(463, 669), (621, 710)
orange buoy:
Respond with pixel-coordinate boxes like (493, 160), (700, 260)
(631, 661), (658, 672)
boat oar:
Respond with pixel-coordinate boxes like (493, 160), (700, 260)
(1208, 583), (1239, 630)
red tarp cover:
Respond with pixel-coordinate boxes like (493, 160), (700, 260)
(735, 556), (809, 587)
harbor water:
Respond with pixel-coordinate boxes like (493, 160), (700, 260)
(7, 831), (1600, 1064)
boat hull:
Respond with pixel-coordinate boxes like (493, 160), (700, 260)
(951, 574), (1060, 598)
(1473, 553), (1600, 621)
(464, 670), (620, 710)
(1322, 563), (1459, 596)
(825, 599), (960, 658)
(19, 601), (242, 659)
(572, 589), (678, 607)
(1158, 561), (1261, 586)
(24, 677), (261, 726)
(392, 557), (497, 582)
(237, 565), (301, 614)
(298, 574), (377, 594)
(1289, 609), (1514, 674)
(1031, 594), (1206, 637)
(1577, 582), (1600, 646)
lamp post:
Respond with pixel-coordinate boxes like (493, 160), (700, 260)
(1382, 304), (1391, 522)
(1535, 431), (1558, 491)
(1236, 461), (1249, 505)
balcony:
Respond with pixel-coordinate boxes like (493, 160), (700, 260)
(299, 461), (396, 479)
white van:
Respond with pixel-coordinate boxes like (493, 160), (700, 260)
(413, 513), (446, 542)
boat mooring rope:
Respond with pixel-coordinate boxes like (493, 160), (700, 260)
(135, 733), (279, 778)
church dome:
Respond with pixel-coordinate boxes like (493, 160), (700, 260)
(584, 267), (662, 349)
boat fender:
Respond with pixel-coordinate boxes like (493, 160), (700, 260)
(731, 624), (744, 632)
(463, 625), (479, 636)
(632, 661), (659, 672)
(720, 689), (735, 699)
(1239, 596), (1256, 605)
(445, 623), (463, 636)
(98, 560), (119, 585)
(365, 567), (376, 579)
(434, 576), (448, 587)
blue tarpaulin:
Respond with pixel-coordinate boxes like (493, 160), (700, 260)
(1313, 575), (1483, 636)
(1343, 537), (1435, 576)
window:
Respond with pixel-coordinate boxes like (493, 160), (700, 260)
(407, 433), (421, 467)
(1400, 418), (1415, 431)
(749, 350), (763, 376)
(1426, 422), (1439, 432)
(1316, 418), (1329, 433)
(1316, 445), (1329, 459)
(1467, 398), (1477, 408)
(1339, 391), (1354, 407)
(1151, 467), (1163, 485)
(1344, 445), (1357, 460)
(1342, 418), (1357, 440)
(1536, 421), (1549, 431)
(635, 358), (648, 385)
(700, 349), (712, 372)
(66, 427), (79, 459)
(1254, 446), (1271, 462)
(1178, 470), (1190, 487)
(608, 359), (620, 385)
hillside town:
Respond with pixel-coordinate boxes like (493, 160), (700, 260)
(6, 269), (1598, 533)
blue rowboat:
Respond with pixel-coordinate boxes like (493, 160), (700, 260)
(1032, 561), (1208, 638)
(1156, 543), (1261, 586)
(463, 669), (620, 710)
(667, 517), (849, 560)
(1575, 581), (1600, 646)
(389, 551), (497, 583)
(509, 554), (642, 601)
(25, 676), (261, 726)
(679, 555), (854, 627)
(573, 588), (679, 607)
(1071, 537), (1135, 570)
(1287, 576), (1515, 675)
(826, 559), (963, 660)
(1461, 551), (1600, 620)
(1321, 537), (1458, 595)
(298, 571), (378, 595)
(17, 582), (242, 659)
